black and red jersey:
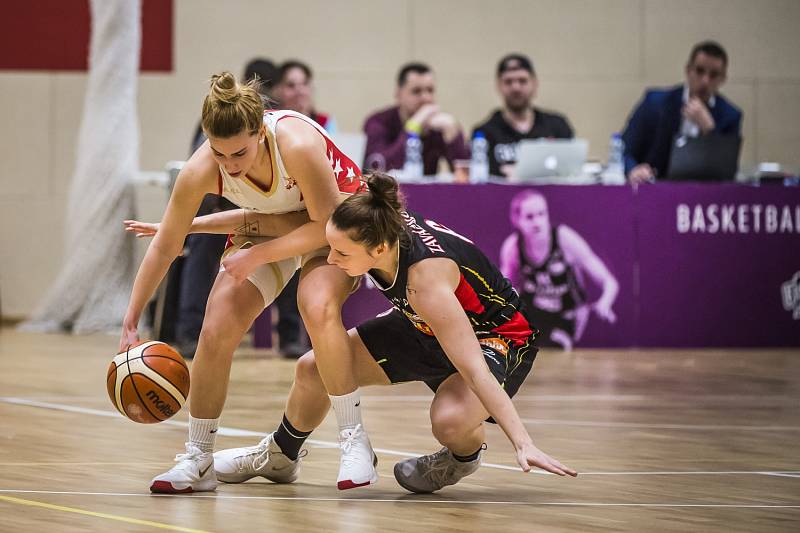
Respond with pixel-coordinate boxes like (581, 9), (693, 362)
(365, 211), (537, 345)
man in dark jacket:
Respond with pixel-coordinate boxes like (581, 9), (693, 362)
(622, 41), (742, 184)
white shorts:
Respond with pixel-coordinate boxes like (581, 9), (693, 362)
(220, 235), (329, 308)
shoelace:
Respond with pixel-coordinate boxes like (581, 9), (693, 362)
(419, 444), (485, 488)
(233, 436), (308, 472)
(174, 443), (202, 462)
(419, 448), (454, 487)
(339, 424), (364, 454)
(339, 424), (367, 468)
(231, 436), (271, 472)
(173, 443), (204, 471)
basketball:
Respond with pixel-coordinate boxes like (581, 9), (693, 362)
(107, 340), (190, 424)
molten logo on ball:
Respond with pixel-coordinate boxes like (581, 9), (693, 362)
(146, 389), (176, 418)
(107, 340), (189, 424)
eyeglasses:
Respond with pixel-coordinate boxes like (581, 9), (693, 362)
(690, 65), (724, 80)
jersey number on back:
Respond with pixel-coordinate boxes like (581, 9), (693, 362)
(425, 219), (475, 244)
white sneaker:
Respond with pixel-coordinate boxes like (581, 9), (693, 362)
(337, 424), (378, 490)
(213, 432), (305, 484)
(150, 443), (217, 494)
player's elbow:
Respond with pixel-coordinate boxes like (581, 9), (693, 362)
(150, 239), (183, 262)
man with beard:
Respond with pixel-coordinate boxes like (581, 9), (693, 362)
(472, 54), (573, 179)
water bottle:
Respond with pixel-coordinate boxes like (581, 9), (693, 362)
(403, 132), (424, 180)
(470, 131), (490, 184)
(602, 132), (625, 185)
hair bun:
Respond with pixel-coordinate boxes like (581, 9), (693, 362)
(209, 71), (240, 105)
(365, 172), (402, 210)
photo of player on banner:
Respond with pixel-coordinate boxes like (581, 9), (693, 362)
(500, 189), (620, 350)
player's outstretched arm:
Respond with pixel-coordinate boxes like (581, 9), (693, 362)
(124, 210), (310, 238)
(120, 157), (216, 351)
(407, 258), (578, 477)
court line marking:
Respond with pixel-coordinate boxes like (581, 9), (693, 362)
(6, 393), (800, 404)
(0, 494), (212, 532)
(0, 462), (796, 477)
(0, 490), (798, 509)
(521, 418), (800, 431)
(2, 397), (799, 477)
(5, 397), (798, 432)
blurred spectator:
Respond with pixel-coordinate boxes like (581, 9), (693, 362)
(473, 54), (573, 178)
(175, 58), (277, 359)
(621, 41), (742, 184)
(274, 60), (337, 134)
(363, 62), (469, 181)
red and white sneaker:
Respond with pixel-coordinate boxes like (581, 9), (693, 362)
(150, 443), (217, 494)
(337, 424), (378, 490)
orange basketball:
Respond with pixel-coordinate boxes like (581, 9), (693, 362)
(106, 340), (190, 424)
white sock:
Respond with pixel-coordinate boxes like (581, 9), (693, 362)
(329, 389), (363, 430)
(189, 416), (219, 453)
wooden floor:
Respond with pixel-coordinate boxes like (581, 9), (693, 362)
(0, 327), (798, 532)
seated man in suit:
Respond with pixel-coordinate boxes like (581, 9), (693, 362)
(472, 53), (574, 179)
(621, 41), (742, 184)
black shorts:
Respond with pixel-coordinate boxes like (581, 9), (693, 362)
(356, 309), (538, 408)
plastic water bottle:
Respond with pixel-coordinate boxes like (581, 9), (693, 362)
(403, 132), (424, 179)
(602, 132), (626, 185)
(470, 131), (490, 184)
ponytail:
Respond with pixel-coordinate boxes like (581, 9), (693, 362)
(331, 172), (408, 249)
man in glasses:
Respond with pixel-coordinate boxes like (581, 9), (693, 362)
(621, 41), (742, 184)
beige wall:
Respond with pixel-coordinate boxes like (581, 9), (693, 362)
(1, 0), (798, 317)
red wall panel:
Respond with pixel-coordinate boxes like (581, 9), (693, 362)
(0, 0), (172, 71)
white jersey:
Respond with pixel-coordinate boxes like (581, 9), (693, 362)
(217, 110), (364, 215)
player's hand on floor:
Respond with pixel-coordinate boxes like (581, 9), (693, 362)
(124, 219), (159, 238)
(516, 443), (578, 477)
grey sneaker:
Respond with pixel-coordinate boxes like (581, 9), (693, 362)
(393, 446), (483, 494)
(213, 432), (306, 483)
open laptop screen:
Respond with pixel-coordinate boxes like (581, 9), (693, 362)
(667, 134), (741, 181)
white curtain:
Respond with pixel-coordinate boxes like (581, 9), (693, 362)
(20, 0), (140, 334)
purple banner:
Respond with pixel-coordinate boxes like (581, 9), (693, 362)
(341, 184), (637, 348)
(256, 182), (799, 348)
(637, 183), (800, 347)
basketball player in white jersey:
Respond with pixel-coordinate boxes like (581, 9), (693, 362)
(119, 72), (376, 493)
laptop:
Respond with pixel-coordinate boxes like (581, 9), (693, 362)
(513, 139), (589, 181)
(667, 134), (741, 181)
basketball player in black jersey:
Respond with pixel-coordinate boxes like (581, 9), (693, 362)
(500, 189), (619, 350)
(209, 172), (577, 493)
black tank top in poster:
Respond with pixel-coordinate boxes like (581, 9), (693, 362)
(516, 226), (586, 315)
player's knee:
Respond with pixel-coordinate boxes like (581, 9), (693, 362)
(298, 293), (340, 329)
(430, 408), (467, 446)
(197, 323), (225, 353)
(294, 351), (322, 386)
